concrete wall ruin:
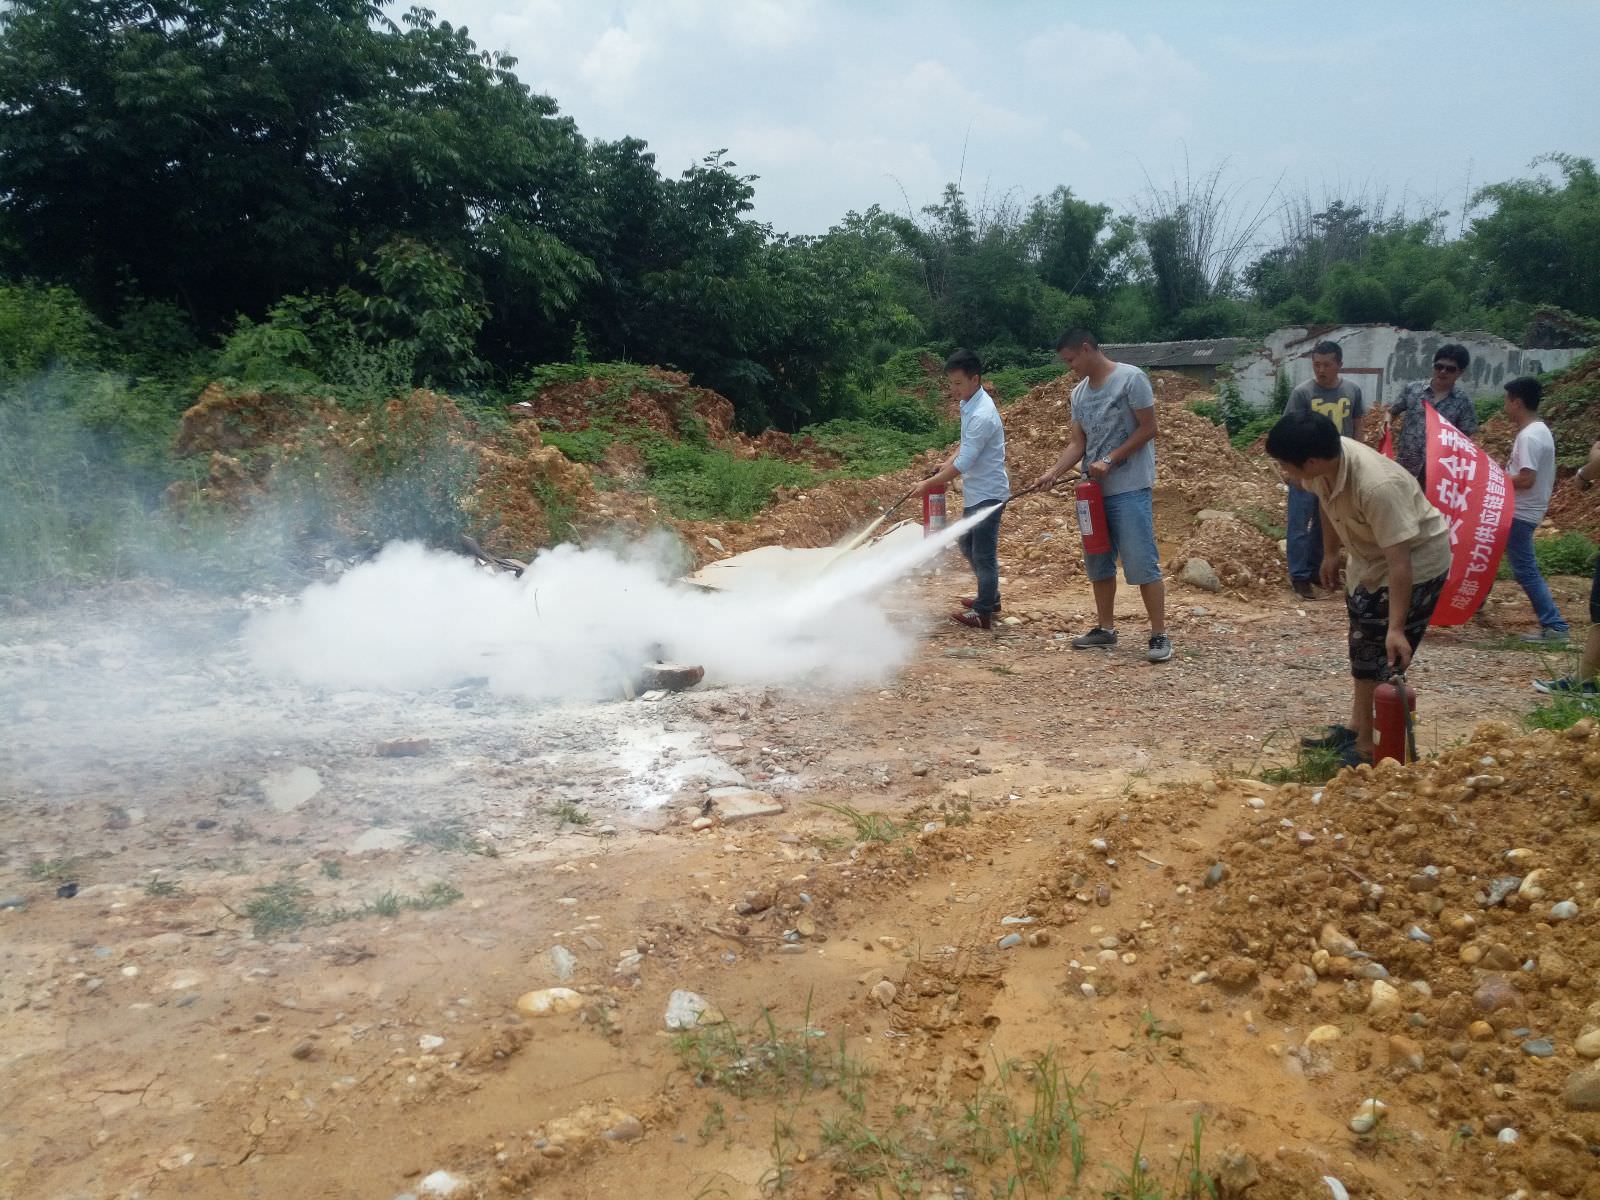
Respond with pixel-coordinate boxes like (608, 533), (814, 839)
(1233, 325), (1585, 411)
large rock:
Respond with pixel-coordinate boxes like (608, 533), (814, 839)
(1563, 1064), (1600, 1112)
(1179, 558), (1223, 593)
(637, 663), (705, 692)
(260, 766), (323, 813)
(347, 827), (408, 855)
(707, 787), (785, 824)
(515, 987), (585, 1018)
(663, 989), (723, 1031)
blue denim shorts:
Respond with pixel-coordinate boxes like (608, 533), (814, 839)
(1084, 487), (1162, 585)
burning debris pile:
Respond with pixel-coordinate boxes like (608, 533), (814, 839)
(1162, 719), (1600, 1199)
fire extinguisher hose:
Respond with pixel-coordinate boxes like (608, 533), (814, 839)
(1391, 670), (1419, 765)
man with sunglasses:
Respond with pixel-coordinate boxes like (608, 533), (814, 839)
(1384, 344), (1479, 483)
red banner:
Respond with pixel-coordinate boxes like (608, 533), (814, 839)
(1423, 402), (1512, 626)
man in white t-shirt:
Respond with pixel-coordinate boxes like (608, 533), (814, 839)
(1502, 376), (1569, 642)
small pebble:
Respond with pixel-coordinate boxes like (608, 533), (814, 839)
(997, 933), (1022, 949)
(1550, 900), (1578, 920)
(1348, 1098), (1387, 1135)
(1521, 1037), (1555, 1058)
(1497, 1128), (1519, 1145)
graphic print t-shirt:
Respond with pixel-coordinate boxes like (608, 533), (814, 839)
(1287, 378), (1365, 438)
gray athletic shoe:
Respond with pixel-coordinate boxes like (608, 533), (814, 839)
(1147, 633), (1174, 663)
(1071, 626), (1118, 650)
(1520, 628), (1570, 644)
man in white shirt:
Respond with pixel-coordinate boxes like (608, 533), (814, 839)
(918, 349), (1009, 629)
(1534, 437), (1600, 696)
(1502, 376), (1569, 643)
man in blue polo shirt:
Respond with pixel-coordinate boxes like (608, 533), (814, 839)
(917, 348), (1009, 629)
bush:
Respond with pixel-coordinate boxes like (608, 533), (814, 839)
(637, 438), (814, 521)
(0, 281), (105, 373)
(1535, 531), (1599, 577)
(1189, 400), (1224, 426)
(986, 361), (1067, 403)
(1230, 414), (1276, 450)
(1271, 369), (1292, 416)
(806, 416), (957, 480)
(542, 427), (615, 465)
(1214, 371), (1252, 434)
(1475, 394), (1506, 425)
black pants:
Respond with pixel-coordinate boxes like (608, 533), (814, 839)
(958, 500), (1003, 615)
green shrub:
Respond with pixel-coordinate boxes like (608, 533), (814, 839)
(1230, 414), (1276, 450)
(1189, 400), (1223, 426)
(986, 361), (1067, 402)
(0, 281), (105, 374)
(1271, 369), (1292, 416)
(1535, 531), (1599, 577)
(638, 438), (813, 520)
(1474, 394), (1506, 425)
(543, 427), (615, 464)
(805, 416), (957, 480)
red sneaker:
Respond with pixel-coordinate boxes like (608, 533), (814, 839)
(954, 596), (1002, 612)
(950, 610), (993, 630)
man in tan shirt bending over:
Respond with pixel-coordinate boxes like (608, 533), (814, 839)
(1265, 410), (1454, 767)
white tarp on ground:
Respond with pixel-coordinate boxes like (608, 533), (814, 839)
(687, 520), (925, 593)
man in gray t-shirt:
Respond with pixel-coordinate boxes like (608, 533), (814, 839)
(1037, 329), (1171, 663)
(1283, 340), (1365, 598)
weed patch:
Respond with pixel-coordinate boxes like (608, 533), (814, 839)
(1259, 742), (1343, 785)
(241, 879), (314, 936)
(544, 800), (592, 828)
(1524, 690), (1600, 732)
(810, 800), (905, 843)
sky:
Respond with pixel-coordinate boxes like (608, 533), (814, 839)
(422, 0), (1600, 237)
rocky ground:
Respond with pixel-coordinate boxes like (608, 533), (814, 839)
(1, 553), (1596, 1200)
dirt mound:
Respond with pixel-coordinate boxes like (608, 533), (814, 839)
(1167, 516), (1286, 593)
(1164, 719), (1600, 1199)
(517, 367), (738, 443)
(687, 369), (1290, 588)
(174, 383), (334, 457)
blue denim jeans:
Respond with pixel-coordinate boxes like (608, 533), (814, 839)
(1286, 483), (1323, 583)
(958, 500), (1003, 614)
(1504, 517), (1569, 633)
(1082, 488), (1162, 585)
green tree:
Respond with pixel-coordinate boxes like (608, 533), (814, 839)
(1471, 155), (1600, 317)
(0, 0), (595, 333)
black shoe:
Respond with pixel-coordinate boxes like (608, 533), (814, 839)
(1072, 626), (1117, 650)
(1291, 579), (1316, 600)
(1533, 675), (1598, 695)
(1336, 743), (1373, 769)
(1301, 724), (1356, 750)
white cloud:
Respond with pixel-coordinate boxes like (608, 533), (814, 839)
(1058, 126), (1091, 152)
(1024, 23), (1205, 98)
(416, 0), (1600, 236)
(875, 60), (1040, 139)
(579, 25), (651, 99)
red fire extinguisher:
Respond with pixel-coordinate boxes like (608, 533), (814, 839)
(922, 487), (946, 537)
(1372, 674), (1417, 765)
(1076, 478), (1111, 555)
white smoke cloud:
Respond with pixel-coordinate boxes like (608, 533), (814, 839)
(245, 510), (992, 701)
